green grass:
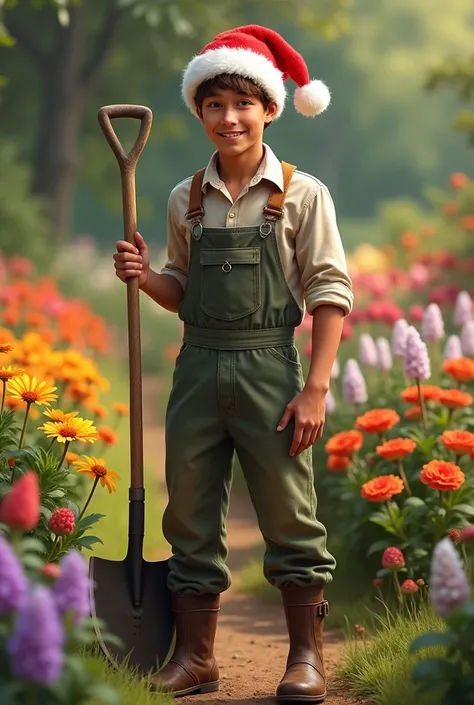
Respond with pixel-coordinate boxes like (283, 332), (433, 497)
(94, 654), (172, 704)
(82, 358), (167, 560)
(338, 604), (447, 705)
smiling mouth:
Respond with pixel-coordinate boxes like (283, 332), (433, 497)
(217, 131), (245, 138)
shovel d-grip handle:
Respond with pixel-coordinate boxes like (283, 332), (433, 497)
(98, 105), (153, 502)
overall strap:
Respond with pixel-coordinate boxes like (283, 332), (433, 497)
(185, 168), (206, 223)
(263, 161), (296, 221)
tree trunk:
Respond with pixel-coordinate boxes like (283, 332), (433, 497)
(32, 6), (86, 242)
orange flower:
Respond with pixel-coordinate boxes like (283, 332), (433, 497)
(420, 460), (465, 492)
(324, 430), (363, 457)
(400, 232), (418, 250)
(327, 455), (351, 472)
(113, 402), (129, 416)
(450, 172), (468, 189)
(461, 215), (474, 231)
(443, 201), (458, 216)
(0, 366), (24, 381)
(376, 438), (416, 461)
(361, 475), (405, 502)
(405, 406), (422, 420)
(441, 430), (474, 456)
(65, 451), (80, 464)
(442, 358), (474, 383)
(97, 426), (119, 446)
(356, 409), (400, 435)
(420, 224), (435, 238)
(89, 403), (108, 419)
(401, 385), (441, 404)
(73, 455), (120, 494)
(438, 389), (473, 409)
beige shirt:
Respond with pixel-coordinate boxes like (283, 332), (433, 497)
(160, 144), (353, 317)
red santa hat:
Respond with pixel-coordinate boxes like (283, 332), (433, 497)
(182, 25), (331, 119)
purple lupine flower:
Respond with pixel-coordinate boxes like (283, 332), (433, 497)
(403, 326), (431, 380)
(331, 357), (340, 379)
(421, 303), (445, 342)
(461, 321), (474, 357)
(391, 318), (409, 357)
(53, 550), (90, 626)
(358, 333), (378, 367)
(430, 538), (470, 618)
(7, 585), (64, 685)
(325, 388), (335, 415)
(0, 535), (27, 614)
(453, 291), (473, 327)
(444, 334), (463, 360)
(376, 337), (392, 372)
(342, 359), (368, 406)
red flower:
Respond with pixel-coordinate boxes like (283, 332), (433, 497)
(401, 579), (419, 594)
(448, 528), (461, 544)
(460, 525), (474, 543)
(372, 578), (383, 588)
(40, 563), (62, 581)
(450, 172), (469, 189)
(382, 546), (405, 570)
(416, 579), (425, 587)
(48, 507), (75, 536)
(0, 471), (40, 531)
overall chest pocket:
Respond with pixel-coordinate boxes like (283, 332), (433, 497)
(200, 247), (261, 321)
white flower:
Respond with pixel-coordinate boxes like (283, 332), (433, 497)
(430, 538), (470, 618)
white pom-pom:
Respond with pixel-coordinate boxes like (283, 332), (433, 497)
(294, 80), (331, 116)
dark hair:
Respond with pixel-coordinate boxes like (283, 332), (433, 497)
(194, 73), (274, 129)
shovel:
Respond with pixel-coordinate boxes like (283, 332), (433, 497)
(89, 104), (174, 675)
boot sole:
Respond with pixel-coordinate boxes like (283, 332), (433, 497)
(172, 681), (219, 698)
(275, 692), (326, 703)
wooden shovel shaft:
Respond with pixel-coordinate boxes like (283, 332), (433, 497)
(98, 105), (153, 491)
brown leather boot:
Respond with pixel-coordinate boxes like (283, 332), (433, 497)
(276, 587), (329, 703)
(150, 593), (220, 697)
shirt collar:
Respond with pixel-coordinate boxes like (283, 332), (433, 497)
(202, 143), (284, 193)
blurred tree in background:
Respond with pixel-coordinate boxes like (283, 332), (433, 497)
(425, 53), (474, 146)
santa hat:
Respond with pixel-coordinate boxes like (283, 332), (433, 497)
(182, 25), (331, 119)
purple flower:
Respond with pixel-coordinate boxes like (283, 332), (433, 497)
(376, 337), (392, 371)
(342, 359), (368, 406)
(391, 318), (409, 357)
(0, 535), (27, 615)
(359, 333), (378, 367)
(7, 585), (64, 685)
(421, 303), (445, 342)
(444, 334), (463, 360)
(53, 550), (90, 626)
(461, 321), (474, 357)
(404, 326), (431, 380)
(331, 357), (340, 379)
(430, 538), (470, 618)
(453, 291), (473, 327)
(325, 389), (335, 415)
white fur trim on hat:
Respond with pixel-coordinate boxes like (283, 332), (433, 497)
(182, 47), (287, 119)
(294, 80), (331, 117)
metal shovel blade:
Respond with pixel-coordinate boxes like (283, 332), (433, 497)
(89, 554), (174, 674)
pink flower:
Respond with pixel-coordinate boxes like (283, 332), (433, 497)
(404, 326), (431, 381)
(430, 538), (470, 617)
(461, 321), (474, 357)
(359, 333), (378, 367)
(453, 291), (473, 326)
(376, 337), (392, 371)
(408, 304), (425, 323)
(342, 359), (368, 406)
(409, 264), (430, 290)
(421, 303), (445, 342)
(391, 318), (409, 357)
(401, 579), (419, 594)
(382, 547), (405, 570)
(460, 525), (474, 543)
(444, 335), (463, 360)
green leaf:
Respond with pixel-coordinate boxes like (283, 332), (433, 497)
(409, 631), (456, 653)
(367, 539), (391, 556)
(77, 512), (105, 531)
(88, 683), (121, 705)
(19, 537), (45, 554)
(75, 535), (103, 549)
(404, 497), (426, 508)
(412, 658), (461, 683)
(453, 503), (474, 518)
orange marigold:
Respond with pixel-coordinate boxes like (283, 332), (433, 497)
(97, 426), (119, 446)
(438, 389), (473, 409)
(324, 430), (364, 458)
(405, 406), (422, 420)
(401, 385), (441, 404)
(327, 455), (351, 472)
(376, 438), (416, 461)
(361, 475), (405, 502)
(442, 358), (474, 383)
(420, 460), (465, 492)
(450, 172), (468, 189)
(356, 409), (400, 435)
(441, 430), (474, 456)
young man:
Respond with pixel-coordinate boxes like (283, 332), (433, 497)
(114, 25), (353, 703)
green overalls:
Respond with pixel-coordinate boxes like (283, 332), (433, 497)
(163, 162), (336, 595)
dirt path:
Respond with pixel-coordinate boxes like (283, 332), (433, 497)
(143, 378), (365, 705)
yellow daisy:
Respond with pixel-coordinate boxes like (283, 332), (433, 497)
(73, 455), (120, 494)
(8, 374), (57, 406)
(43, 408), (79, 423)
(0, 366), (24, 381)
(38, 417), (97, 444)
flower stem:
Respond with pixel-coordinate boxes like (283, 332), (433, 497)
(18, 402), (32, 449)
(397, 459), (412, 496)
(56, 441), (70, 471)
(416, 378), (428, 429)
(1, 380), (6, 413)
(392, 570), (403, 606)
(78, 476), (100, 522)
(47, 535), (61, 562)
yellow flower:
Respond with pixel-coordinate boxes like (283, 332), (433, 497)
(43, 408), (79, 423)
(0, 366), (24, 381)
(38, 417), (97, 444)
(8, 374), (58, 406)
(73, 455), (120, 494)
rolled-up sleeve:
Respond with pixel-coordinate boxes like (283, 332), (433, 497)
(160, 193), (189, 290)
(296, 185), (353, 316)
